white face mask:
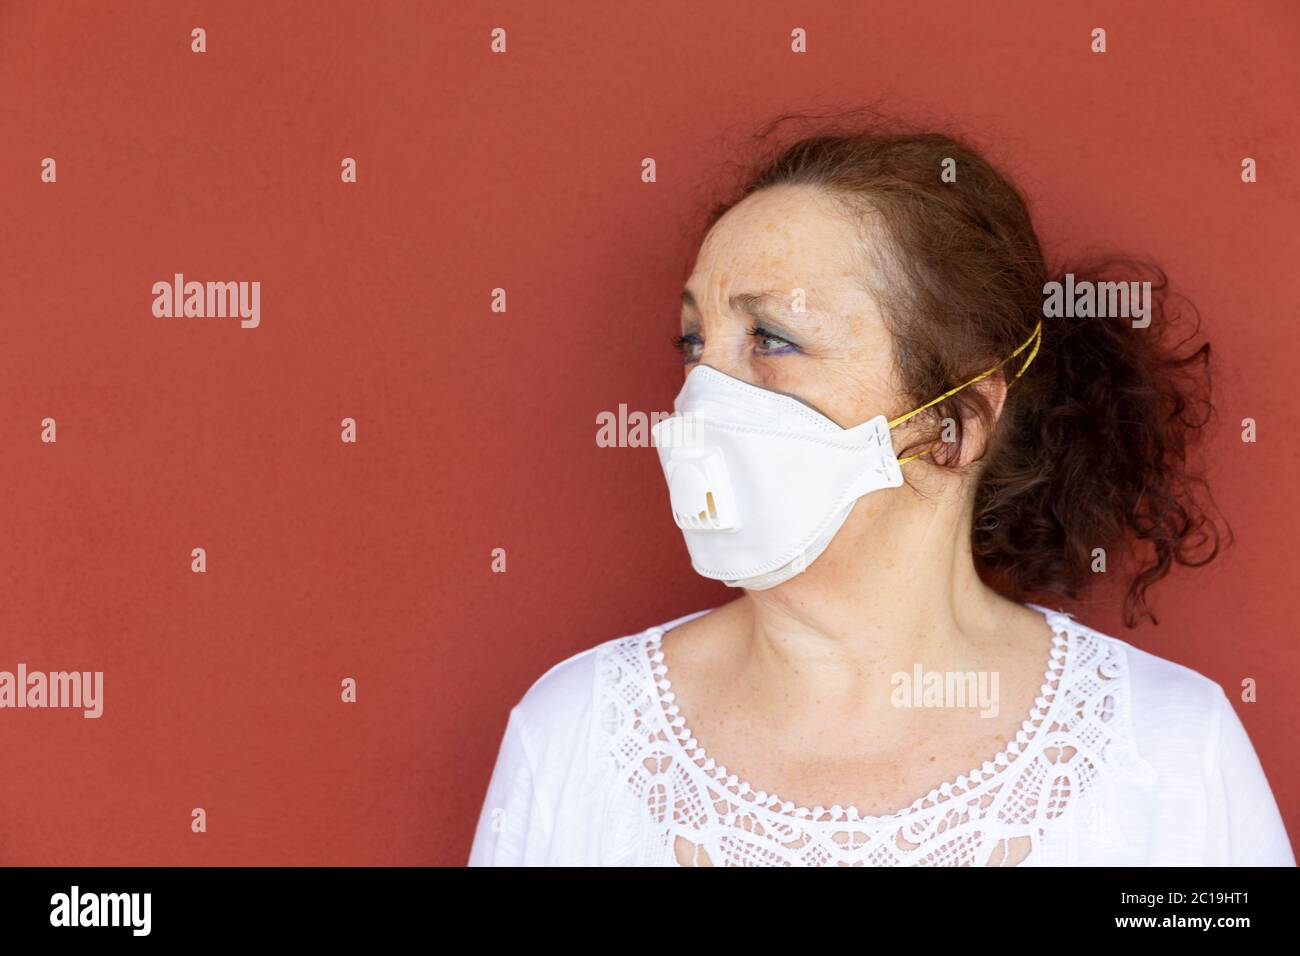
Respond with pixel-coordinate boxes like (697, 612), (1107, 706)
(649, 321), (1042, 590)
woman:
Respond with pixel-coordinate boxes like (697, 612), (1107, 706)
(468, 122), (1295, 867)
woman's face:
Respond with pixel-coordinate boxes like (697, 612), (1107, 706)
(677, 184), (905, 430)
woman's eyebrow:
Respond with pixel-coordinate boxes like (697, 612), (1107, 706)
(680, 288), (815, 342)
(680, 288), (816, 319)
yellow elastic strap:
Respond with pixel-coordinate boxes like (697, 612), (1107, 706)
(891, 320), (1043, 465)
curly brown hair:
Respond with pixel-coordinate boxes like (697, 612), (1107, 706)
(697, 110), (1225, 626)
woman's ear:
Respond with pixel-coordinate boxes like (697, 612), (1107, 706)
(955, 373), (1008, 467)
(983, 372), (1008, 422)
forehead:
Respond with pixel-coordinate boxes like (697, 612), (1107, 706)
(688, 184), (866, 300)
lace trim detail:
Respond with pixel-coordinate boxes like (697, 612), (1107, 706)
(594, 606), (1155, 866)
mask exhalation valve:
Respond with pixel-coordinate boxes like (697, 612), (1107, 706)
(664, 446), (741, 532)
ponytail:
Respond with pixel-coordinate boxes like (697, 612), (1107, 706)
(973, 259), (1223, 626)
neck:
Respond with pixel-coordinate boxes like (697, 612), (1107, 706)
(737, 482), (1016, 706)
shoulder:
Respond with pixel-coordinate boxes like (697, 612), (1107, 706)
(508, 614), (689, 760)
(1117, 633), (1230, 716)
(507, 641), (604, 763)
(1043, 608), (1293, 864)
(1054, 609), (1233, 768)
(513, 607), (715, 719)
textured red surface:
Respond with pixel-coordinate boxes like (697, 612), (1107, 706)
(0, 0), (1295, 864)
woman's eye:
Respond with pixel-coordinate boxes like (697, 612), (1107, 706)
(672, 327), (799, 363)
(747, 325), (798, 354)
(672, 333), (703, 364)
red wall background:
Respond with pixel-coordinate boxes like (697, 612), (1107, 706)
(1, 0), (1296, 865)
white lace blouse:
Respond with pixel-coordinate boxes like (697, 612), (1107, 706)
(467, 604), (1295, 866)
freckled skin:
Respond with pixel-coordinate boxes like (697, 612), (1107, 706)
(681, 185), (900, 425)
(661, 183), (1057, 834)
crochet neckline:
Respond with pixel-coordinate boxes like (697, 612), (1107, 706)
(642, 603), (1074, 827)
